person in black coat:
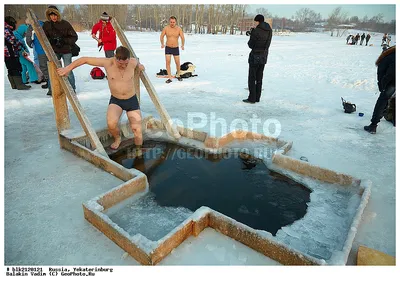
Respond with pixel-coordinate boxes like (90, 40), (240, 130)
(364, 46), (396, 133)
(365, 34), (371, 46)
(43, 5), (78, 95)
(243, 14), (272, 104)
(360, 33), (366, 45)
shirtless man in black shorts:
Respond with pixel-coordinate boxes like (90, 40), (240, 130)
(160, 16), (185, 83)
(57, 46), (145, 153)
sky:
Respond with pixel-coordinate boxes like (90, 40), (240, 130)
(248, 4), (395, 22)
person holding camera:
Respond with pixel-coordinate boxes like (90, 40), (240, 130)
(243, 14), (272, 104)
(43, 5), (78, 95)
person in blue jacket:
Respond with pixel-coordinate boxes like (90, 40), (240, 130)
(14, 24), (39, 84)
(26, 19), (49, 89)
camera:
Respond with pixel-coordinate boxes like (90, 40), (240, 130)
(246, 28), (254, 36)
(52, 37), (64, 48)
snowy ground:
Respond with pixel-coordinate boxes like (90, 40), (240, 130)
(3, 30), (396, 265)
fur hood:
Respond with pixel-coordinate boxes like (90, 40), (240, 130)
(45, 5), (62, 22)
(376, 45), (395, 66)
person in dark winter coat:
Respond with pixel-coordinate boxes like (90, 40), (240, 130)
(4, 16), (31, 90)
(27, 20), (49, 89)
(355, 33), (360, 45)
(364, 46), (396, 134)
(43, 5), (78, 95)
(243, 14), (272, 104)
(360, 33), (366, 45)
(365, 34), (371, 46)
(91, 12), (117, 58)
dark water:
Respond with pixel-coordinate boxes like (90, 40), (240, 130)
(110, 141), (311, 236)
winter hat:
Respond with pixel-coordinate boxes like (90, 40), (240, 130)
(254, 14), (264, 23)
(5, 16), (17, 30)
(45, 5), (61, 21)
(100, 12), (110, 21)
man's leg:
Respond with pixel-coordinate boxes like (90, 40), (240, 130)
(126, 110), (143, 156)
(38, 54), (49, 88)
(107, 104), (123, 149)
(371, 85), (396, 125)
(59, 53), (76, 90)
(165, 54), (172, 81)
(247, 64), (257, 102)
(255, 64), (265, 102)
(173, 55), (181, 80)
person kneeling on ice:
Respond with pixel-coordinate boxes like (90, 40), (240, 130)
(57, 46), (145, 154)
(364, 46), (395, 134)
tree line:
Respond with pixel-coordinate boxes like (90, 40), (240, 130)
(5, 4), (395, 34)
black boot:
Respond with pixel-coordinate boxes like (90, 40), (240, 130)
(364, 123), (377, 134)
(7, 75), (17, 89)
(12, 76), (31, 90)
(243, 99), (255, 104)
(41, 81), (49, 89)
(47, 89), (52, 96)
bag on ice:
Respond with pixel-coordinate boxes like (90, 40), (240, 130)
(341, 97), (356, 114)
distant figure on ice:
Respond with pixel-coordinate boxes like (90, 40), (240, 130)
(243, 14), (272, 104)
(91, 12), (117, 58)
(350, 35), (356, 45)
(57, 46), (145, 152)
(387, 34), (392, 46)
(160, 16), (185, 83)
(355, 33), (360, 45)
(364, 46), (396, 134)
(14, 24), (40, 85)
(43, 5), (78, 95)
(346, 34), (352, 44)
(365, 33), (371, 46)
(382, 33), (388, 45)
(4, 16), (30, 90)
(360, 33), (366, 45)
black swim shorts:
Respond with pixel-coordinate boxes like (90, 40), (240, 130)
(165, 46), (179, 56)
(109, 95), (140, 112)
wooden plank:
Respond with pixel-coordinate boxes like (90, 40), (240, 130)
(26, 8), (108, 157)
(209, 212), (320, 265)
(134, 67), (140, 103)
(357, 246), (395, 265)
(59, 135), (135, 182)
(112, 18), (181, 139)
(48, 62), (70, 138)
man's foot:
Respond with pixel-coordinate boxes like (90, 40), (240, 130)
(33, 80), (42, 84)
(243, 99), (255, 104)
(364, 123), (377, 134)
(46, 90), (52, 96)
(41, 82), (48, 89)
(110, 137), (122, 150)
(166, 79), (172, 84)
(177, 76), (183, 81)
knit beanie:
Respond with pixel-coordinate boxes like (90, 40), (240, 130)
(100, 12), (110, 21)
(254, 14), (264, 23)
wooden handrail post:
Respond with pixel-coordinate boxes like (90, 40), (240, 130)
(48, 62), (71, 140)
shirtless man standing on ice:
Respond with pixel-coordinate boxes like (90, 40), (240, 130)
(57, 46), (145, 154)
(160, 16), (185, 83)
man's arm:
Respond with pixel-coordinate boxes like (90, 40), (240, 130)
(160, 28), (166, 48)
(179, 28), (185, 50)
(134, 58), (145, 71)
(57, 57), (110, 76)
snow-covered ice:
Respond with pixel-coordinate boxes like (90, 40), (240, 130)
(4, 30), (395, 265)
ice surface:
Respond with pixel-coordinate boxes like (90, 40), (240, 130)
(4, 30), (395, 265)
(105, 192), (193, 241)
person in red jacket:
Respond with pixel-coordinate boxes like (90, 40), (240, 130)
(91, 12), (117, 58)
